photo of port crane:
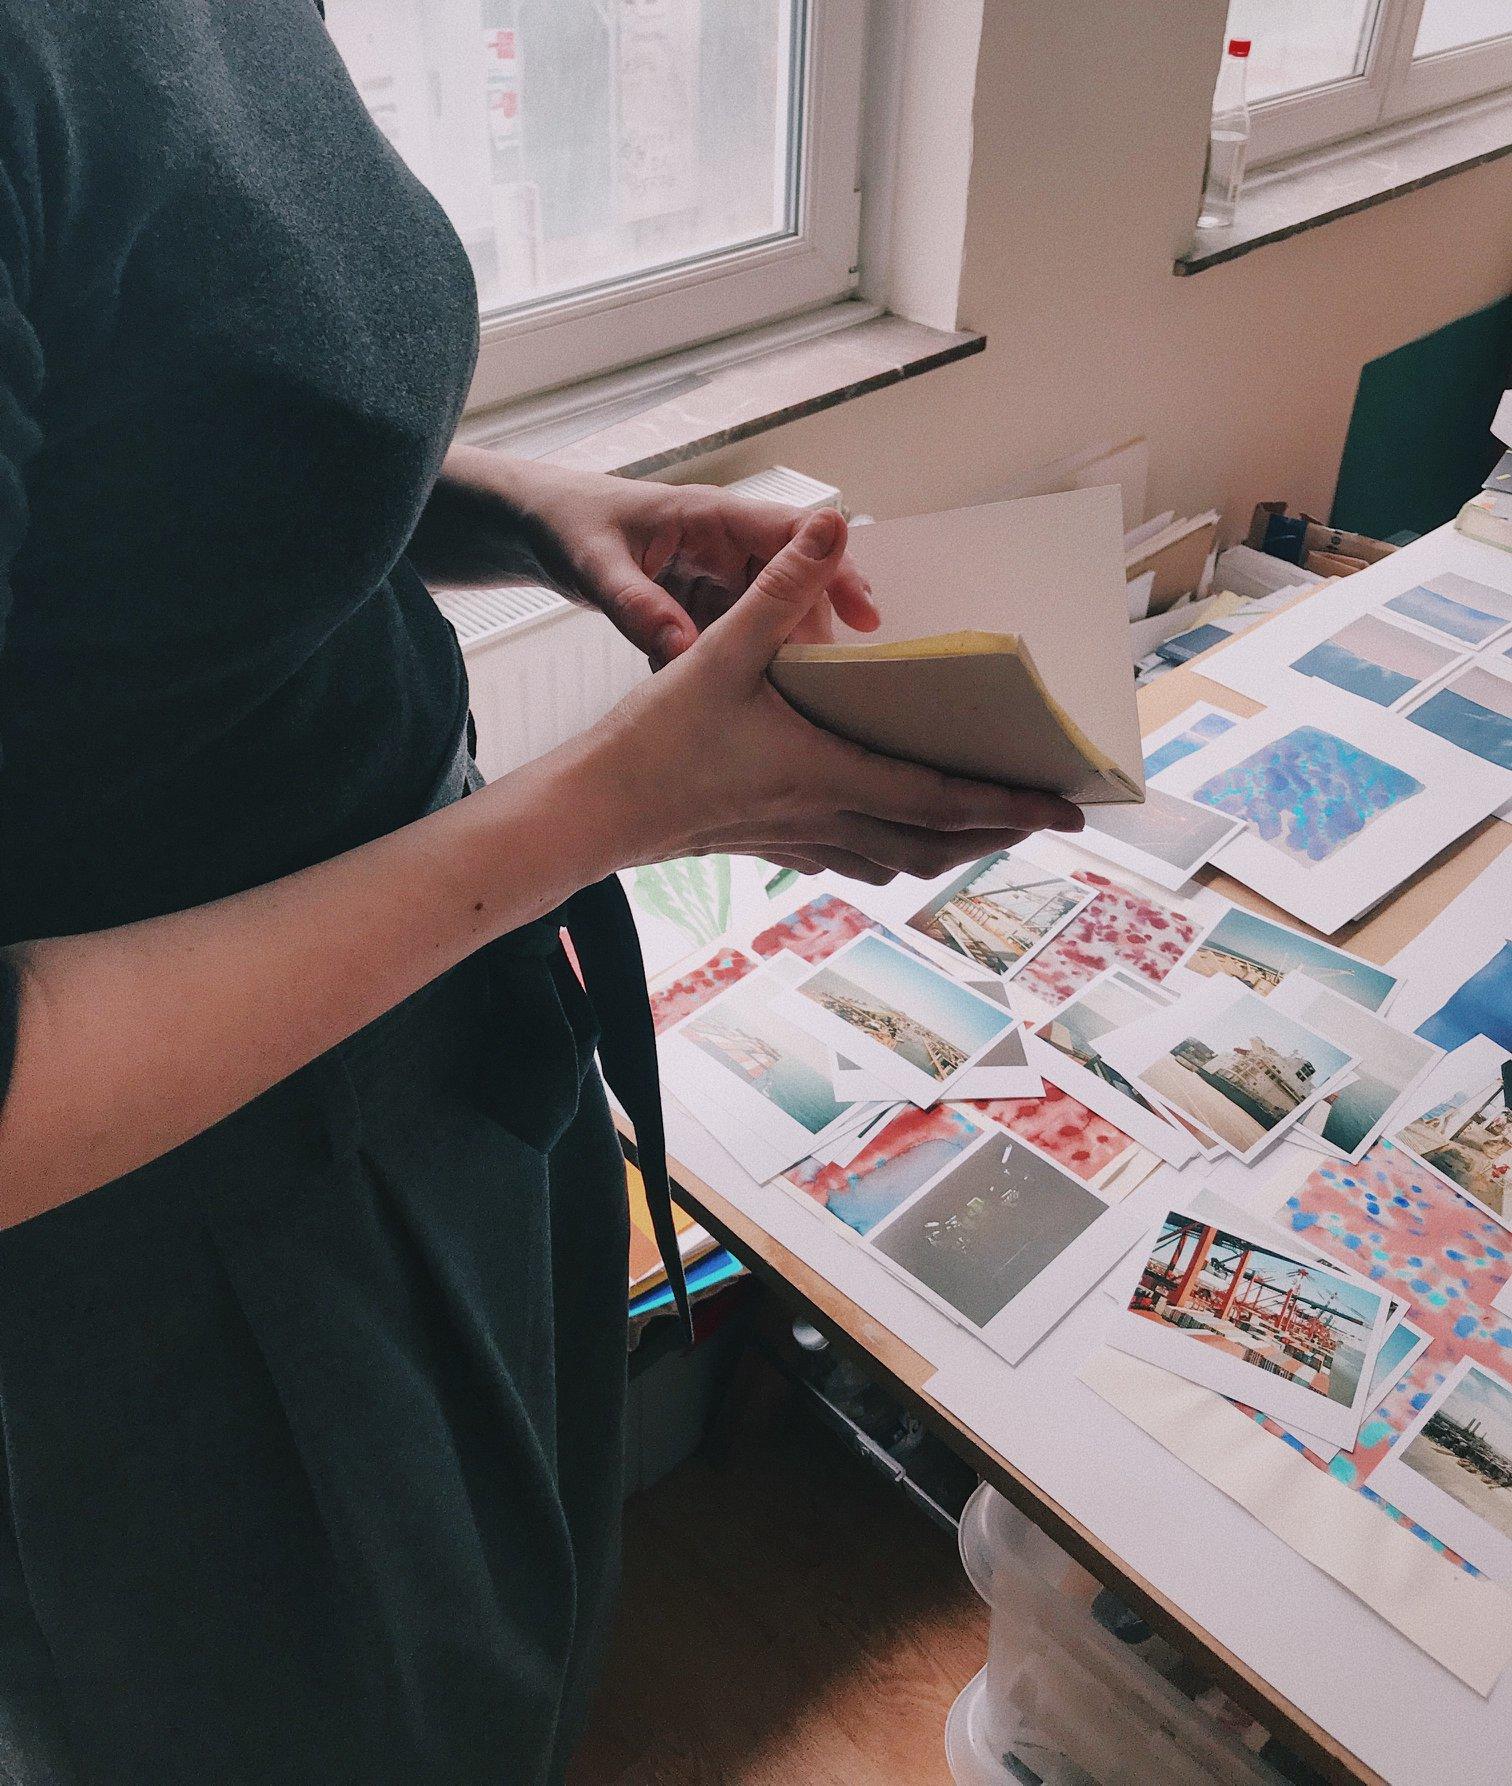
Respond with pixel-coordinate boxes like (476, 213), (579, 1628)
(1129, 1214), (1381, 1408)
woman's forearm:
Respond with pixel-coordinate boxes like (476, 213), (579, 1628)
(0, 734), (627, 1230)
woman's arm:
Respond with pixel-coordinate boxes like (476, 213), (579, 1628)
(0, 514), (1081, 1230)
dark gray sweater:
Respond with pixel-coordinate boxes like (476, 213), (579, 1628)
(0, 0), (479, 1104)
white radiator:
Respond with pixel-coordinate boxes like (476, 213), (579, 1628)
(434, 584), (648, 782)
(433, 466), (841, 782)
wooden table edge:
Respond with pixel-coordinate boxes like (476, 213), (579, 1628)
(632, 1120), (1386, 1786)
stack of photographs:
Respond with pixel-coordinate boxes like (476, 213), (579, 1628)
(1109, 1204), (1393, 1452)
(1096, 972), (1359, 1166)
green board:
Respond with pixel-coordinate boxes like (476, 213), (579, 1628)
(1331, 293), (1512, 540)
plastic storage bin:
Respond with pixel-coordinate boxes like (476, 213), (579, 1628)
(947, 1484), (1284, 1786)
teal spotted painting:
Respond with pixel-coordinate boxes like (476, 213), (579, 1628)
(1192, 725), (1423, 864)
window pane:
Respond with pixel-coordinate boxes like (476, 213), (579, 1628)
(1414, 0), (1512, 57)
(1223, 0), (1384, 104)
(324, 0), (802, 318)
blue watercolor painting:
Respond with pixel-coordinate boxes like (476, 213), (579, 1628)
(1144, 710), (1236, 780)
(1192, 725), (1423, 864)
(1290, 640), (1416, 706)
(1417, 942), (1512, 1053)
(1407, 675), (1512, 772)
(1384, 585), (1504, 646)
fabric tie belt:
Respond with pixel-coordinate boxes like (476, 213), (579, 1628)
(561, 876), (694, 1346)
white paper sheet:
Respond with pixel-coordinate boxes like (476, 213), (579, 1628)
(1154, 688), (1512, 934)
(1074, 1348), (1512, 1697)
(1195, 589), (1476, 712)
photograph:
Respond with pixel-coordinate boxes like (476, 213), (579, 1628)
(1142, 705), (1237, 781)
(1110, 1208), (1390, 1448)
(784, 1104), (985, 1238)
(1372, 1358), (1512, 1581)
(1289, 613), (1464, 708)
(1402, 1364), (1512, 1538)
(1393, 1039), (1512, 1223)
(975, 1081), (1160, 1199)
(682, 982), (848, 1135)
(1416, 940), (1512, 1054)
(1407, 663), (1512, 772)
(868, 1130), (1106, 1338)
(1030, 968), (1197, 1166)
(1267, 974), (1441, 1162)
(1178, 905), (1398, 1011)
(1191, 723), (1423, 867)
(1078, 785), (1245, 891)
(1383, 574), (1512, 648)
(1364, 1319), (1431, 1414)
(778, 930), (1018, 1104)
(1126, 1213), (1385, 1408)
(1101, 976), (1355, 1162)
(659, 959), (878, 1181)
(903, 852), (1093, 977)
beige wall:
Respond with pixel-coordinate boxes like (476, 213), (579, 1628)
(675, 0), (1512, 534)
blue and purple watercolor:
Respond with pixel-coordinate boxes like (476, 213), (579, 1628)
(1192, 724), (1423, 864)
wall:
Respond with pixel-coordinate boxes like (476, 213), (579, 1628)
(673, 0), (1512, 536)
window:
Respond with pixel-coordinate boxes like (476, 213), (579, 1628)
(323, 0), (867, 411)
(1221, 0), (1512, 166)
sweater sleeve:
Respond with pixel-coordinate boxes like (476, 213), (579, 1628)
(0, 90), (47, 1114)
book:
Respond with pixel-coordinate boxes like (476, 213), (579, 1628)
(767, 489), (1145, 806)
(626, 1159), (716, 1295)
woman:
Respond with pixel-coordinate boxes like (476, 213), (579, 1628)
(0, 4), (1080, 1782)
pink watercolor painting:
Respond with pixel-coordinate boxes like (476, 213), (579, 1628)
(1012, 870), (1199, 1009)
(650, 946), (756, 1033)
(966, 1084), (1142, 1186)
(1247, 1140), (1512, 1571)
(750, 892), (880, 966)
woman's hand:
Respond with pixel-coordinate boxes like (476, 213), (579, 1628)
(414, 447), (879, 667)
(560, 509), (1083, 885)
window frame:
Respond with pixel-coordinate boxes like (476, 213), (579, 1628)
(1239, 0), (1512, 170)
(460, 0), (869, 416)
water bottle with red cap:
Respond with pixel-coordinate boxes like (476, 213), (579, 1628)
(1199, 37), (1252, 230)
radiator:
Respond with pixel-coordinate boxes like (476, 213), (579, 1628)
(432, 465), (841, 782)
(434, 584), (648, 782)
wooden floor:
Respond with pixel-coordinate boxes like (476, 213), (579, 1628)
(568, 1361), (987, 1786)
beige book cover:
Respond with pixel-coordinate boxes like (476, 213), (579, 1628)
(768, 488), (1144, 806)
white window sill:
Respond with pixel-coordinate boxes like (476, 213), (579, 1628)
(1176, 87), (1512, 275)
(457, 300), (984, 478)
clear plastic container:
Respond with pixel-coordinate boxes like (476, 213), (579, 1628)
(947, 1484), (1284, 1786)
(1198, 39), (1253, 230)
